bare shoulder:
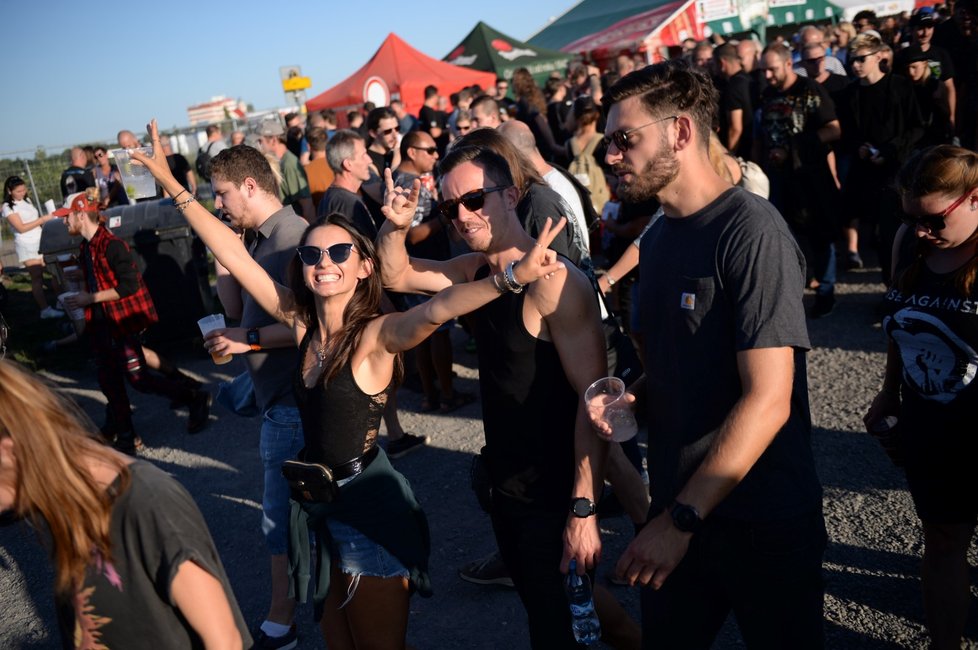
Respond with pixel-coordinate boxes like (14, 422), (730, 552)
(528, 263), (594, 318)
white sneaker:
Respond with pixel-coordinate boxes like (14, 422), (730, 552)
(40, 306), (64, 319)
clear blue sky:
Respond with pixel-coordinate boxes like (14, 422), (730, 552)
(1, 1), (575, 158)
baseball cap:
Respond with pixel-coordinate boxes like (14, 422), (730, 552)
(258, 120), (285, 137)
(910, 7), (936, 26)
(52, 192), (99, 217)
(901, 44), (931, 63)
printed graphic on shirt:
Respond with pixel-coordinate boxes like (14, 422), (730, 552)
(72, 552), (123, 650)
(883, 307), (978, 403)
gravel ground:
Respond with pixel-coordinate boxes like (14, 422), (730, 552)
(2, 263), (977, 649)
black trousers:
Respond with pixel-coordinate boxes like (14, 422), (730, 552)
(641, 509), (827, 650)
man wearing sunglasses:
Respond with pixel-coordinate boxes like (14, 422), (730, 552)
(603, 60), (825, 648)
(366, 106), (401, 178)
(204, 145), (309, 648)
(377, 148), (608, 648)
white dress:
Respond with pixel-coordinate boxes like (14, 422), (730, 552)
(1, 199), (43, 263)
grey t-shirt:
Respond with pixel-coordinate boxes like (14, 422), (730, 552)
(243, 206), (308, 411)
(56, 461), (251, 649)
(639, 187), (820, 522)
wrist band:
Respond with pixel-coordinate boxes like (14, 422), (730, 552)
(172, 188), (189, 202)
(174, 195), (197, 213)
(504, 261), (524, 294)
(492, 272), (508, 294)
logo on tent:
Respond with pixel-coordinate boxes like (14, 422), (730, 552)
(492, 38), (537, 62)
(363, 76), (390, 108)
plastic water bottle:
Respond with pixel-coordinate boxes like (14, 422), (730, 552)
(564, 559), (601, 644)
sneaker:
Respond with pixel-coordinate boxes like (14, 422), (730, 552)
(40, 306), (64, 320)
(253, 624), (297, 650)
(458, 551), (514, 588)
(809, 294), (836, 319)
(387, 432), (427, 459)
(187, 390), (212, 434)
(843, 251), (863, 270)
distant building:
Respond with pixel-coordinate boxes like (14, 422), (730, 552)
(187, 96), (248, 125)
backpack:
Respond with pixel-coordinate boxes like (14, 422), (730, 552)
(196, 141), (217, 181)
(567, 134), (610, 214)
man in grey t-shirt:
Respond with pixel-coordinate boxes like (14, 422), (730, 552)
(200, 145), (307, 648)
(603, 60), (825, 648)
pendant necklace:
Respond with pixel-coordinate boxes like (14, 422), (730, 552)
(317, 342), (327, 368)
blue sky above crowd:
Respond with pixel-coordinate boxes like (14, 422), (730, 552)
(2, 1), (573, 157)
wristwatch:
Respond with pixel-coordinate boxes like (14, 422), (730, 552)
(246, 328), (262, 352)
(605, 274), (617, 287)
(669, 501), (703, 534)
(570, 497), (596, 518)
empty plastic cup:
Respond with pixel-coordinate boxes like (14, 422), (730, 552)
(585, 376), (638, 442)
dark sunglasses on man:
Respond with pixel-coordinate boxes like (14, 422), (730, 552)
(296, 242), (357, 266)
(606, 115), (678, 152)
(437, 186), (510, 220)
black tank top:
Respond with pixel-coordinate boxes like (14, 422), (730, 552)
(471, 265), (577, 507)
(294, 328), (391, 467)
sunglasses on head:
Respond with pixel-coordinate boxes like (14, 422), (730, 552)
(850, 51), (879, 64)
(296, 242), (356, 266)
(437, 186), (509, 220)
(899, 188), (975, 232)
(411, 145), (438, 154)
(607, 115), (678, 152)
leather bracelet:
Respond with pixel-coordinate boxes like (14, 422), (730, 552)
(492, 272), (508, 294)
(504, 261), (524, 294)
(171, 188), (189, 202)
(174, 195), (197, 213)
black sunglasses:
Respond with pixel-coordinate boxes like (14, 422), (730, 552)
(899, 189), (974, 232)
(411, 146), (438, 154)
(803, 56), (825, 65)
(607, 115), (678, 152)
(378, 126), (398, 136)
(850, 51), (880, 64)
(296, 242), (356, 266)
(437, 186), (509, 220)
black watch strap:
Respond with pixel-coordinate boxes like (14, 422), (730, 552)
(570, 497), (596, 518)
(669, 501), (703, 534)
(246, 328), (261, 351)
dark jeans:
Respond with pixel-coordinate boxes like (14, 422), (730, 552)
(641, 509), (827, 650)
(90, 322), (193, 433)
(490, 491), (584, 649)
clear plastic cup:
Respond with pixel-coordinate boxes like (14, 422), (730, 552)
(197, 314), (232, 365)
(57, 292), (86, 322)
(110, 147), (157, 199)
(585, 376), (637, 442)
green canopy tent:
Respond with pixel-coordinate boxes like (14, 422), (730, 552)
(527, 0), (673, 51)
(700, 0), (841, 38)
(444, 21), (573, 85)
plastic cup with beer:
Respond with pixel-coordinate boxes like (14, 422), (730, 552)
(585, 376), (638, 442)
(197, 314), (232, 365)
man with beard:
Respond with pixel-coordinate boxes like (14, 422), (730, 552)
(757, 43), (842, 318)
(602, 60), (825, 648)
(377, 147), (608, 648)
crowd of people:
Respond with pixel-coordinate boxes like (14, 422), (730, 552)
(1, 3), (976, 649)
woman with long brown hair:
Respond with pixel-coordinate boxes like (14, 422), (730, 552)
(511, 67), (566, 163)
(864, 145), (978, 650)
(131, 119), (565, 649)
(0, 359), (249, 648)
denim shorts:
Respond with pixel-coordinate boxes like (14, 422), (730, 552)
(260, 405), (305, 555)
(325, 515), (410, 579)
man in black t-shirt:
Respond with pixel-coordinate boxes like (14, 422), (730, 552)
(714, 43), (754, 160)
(317, 129), (377, 237)
(758, 43), (843, 319)
(894, 8), (957, 136)
(60, 147), (95, 199)
(160, 134), (196, 196)
(604, 59), (824, 648)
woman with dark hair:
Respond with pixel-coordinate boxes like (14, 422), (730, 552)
(0, 359), (250, 648)
(2, 176), (63, 319)
(92, 147), (128, 208)
(132, 119), (565, 649)
(511, 67), (567, 163)
(864, 145), (978, 650)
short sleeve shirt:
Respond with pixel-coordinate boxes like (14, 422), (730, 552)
(55, 461), (252, 649)
(639, 187), (820, 521)
(760, 75), (837, 168)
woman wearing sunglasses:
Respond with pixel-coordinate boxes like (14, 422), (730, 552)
(130, 119), (565, 649)
(836, 32), (924, 280)
(92, 147), (128, 208)
(864, 145), (978, 650)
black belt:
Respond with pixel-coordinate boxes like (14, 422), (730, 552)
(332, 445), (379, 481)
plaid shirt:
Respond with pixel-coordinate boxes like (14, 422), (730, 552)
(82, 226), (158, 336)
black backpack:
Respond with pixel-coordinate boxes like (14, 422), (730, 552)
(196, 141), (217, 181)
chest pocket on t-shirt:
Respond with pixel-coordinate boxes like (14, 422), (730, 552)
(678, 276), (717, 334)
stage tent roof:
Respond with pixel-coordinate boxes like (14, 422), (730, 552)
(444, 22), (573, 85)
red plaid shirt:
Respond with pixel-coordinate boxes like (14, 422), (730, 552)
(81, 226), (158, 336)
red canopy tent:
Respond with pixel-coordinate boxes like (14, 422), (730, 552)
(305, 33), (496, 118)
